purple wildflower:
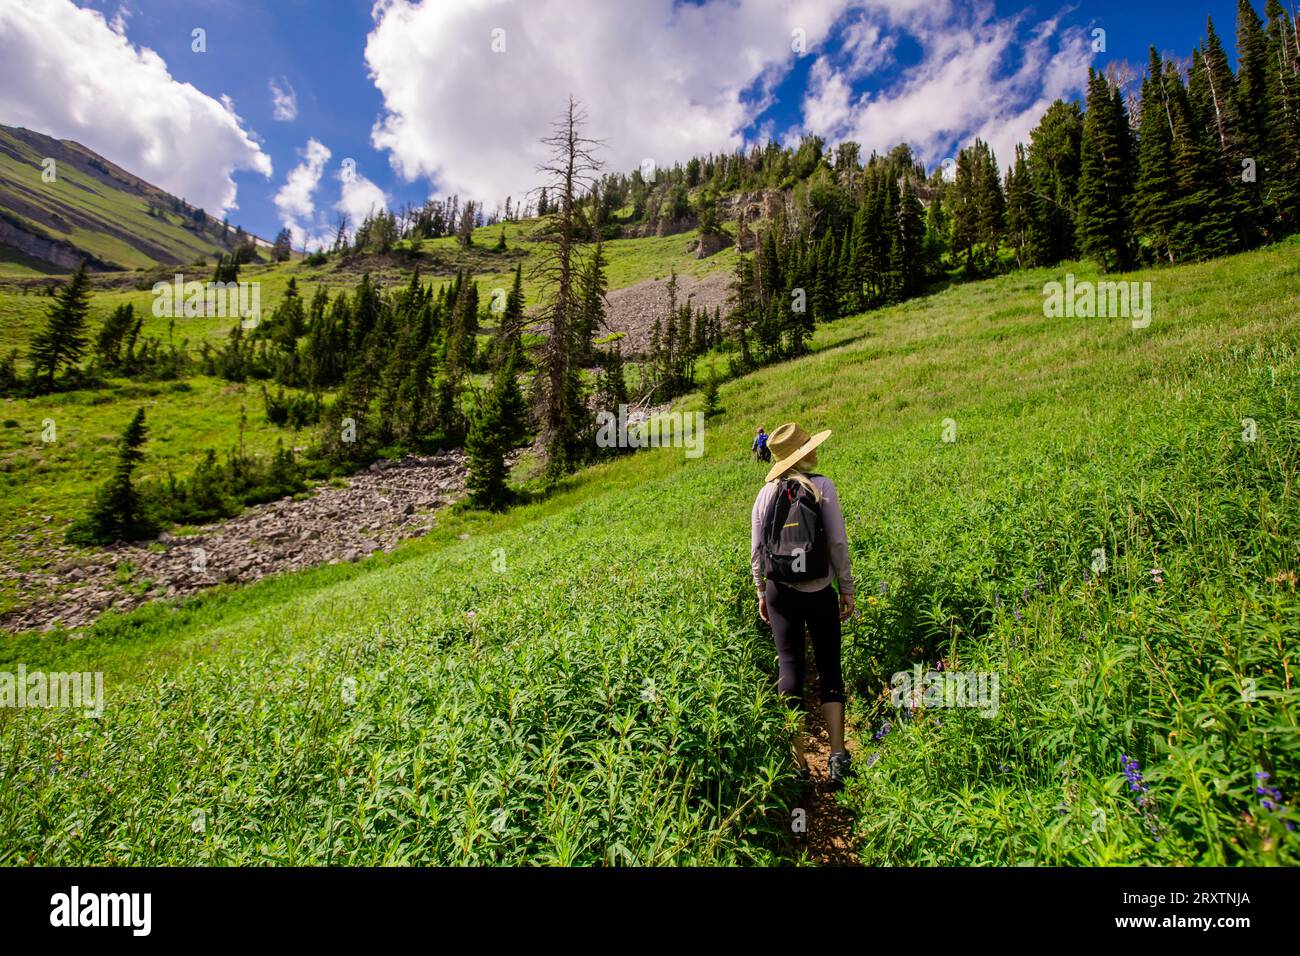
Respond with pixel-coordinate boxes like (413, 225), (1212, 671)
(1254, 772), (1294, 829)
(873, 722), (892, 741)
(1122, 754), (1162, 837)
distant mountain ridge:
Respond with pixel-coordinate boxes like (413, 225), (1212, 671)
(0, 124), (265, 273)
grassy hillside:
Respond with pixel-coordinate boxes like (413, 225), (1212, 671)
(0, 239), (1296, 865)
(0, 125), (247, 274)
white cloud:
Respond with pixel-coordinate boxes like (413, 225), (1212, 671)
(365, 0), (854, 202)
(270, 77), (298, 122)
(274, 138), (331, 248)
(109, 3), (131, 35)
(0, 0), (271, 214)
(800, 4), (1092, 177)
(336, 167), (389, 227)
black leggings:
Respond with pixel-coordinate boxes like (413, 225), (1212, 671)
(765, 581), (846, 710)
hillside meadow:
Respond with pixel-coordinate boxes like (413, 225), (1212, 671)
(0, 238), (1296, 864)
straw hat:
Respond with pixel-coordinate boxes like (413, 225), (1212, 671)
(764, 422), (832, 483)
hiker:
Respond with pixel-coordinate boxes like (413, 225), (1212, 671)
(752, 426), (771, 463)
(751, 422), (856, 787)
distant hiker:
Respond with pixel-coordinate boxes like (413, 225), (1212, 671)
(752, 426), (771, 463)
(751, 422), (856, 787)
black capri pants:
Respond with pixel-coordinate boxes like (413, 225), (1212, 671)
(765, 581), (846, 710)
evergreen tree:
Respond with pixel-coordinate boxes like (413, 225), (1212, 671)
(465, 349), (522, 511)
(29, 262), (91, 390)
(1166, 61), (1238, 259)
(1135, 48), (1180, 263)
(94, 303), (136, 370)
(1076, 68), (1135, 271)
(702, 364), (722, 418)
(1026, 100), (1084, 264)
(67, 408), (159, 544)
(271, 228), (293, 262)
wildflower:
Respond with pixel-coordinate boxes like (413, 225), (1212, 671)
(1014, 607), (1022, 622)
(865, 753), (880, 768)
(1084, 567), (1091, 583)
(1037, 571), (1045, 592)
(1254, 772), (1295, 830)
(1121, 755), (1147, 793)
(1121, 754), (1162, 838)
(1022, 587), (1030, 603)
(879, 580), (889, 597)
(873, 722), (892, 741)
(866, 595), (879, 607)
(1149, 567), (1164, 585)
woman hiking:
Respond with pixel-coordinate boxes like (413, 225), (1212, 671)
(750, 423), (856, 787)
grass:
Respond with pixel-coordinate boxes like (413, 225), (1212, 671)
(0, 376), (305, 616)
(0, 238), (1296, 865)
(0, 126), (232, 272)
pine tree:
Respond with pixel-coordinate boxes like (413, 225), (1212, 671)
(702, 364), (722, 418)
(29, 262), (91, 390)
(94, 303), (136, 370)
(1263, 0), (1300, 233)
(575, 242), (608, 366)
(271, 228), (292, 262)
(67, 407), (159, 544)
(1166, 61), (1238, 260)
(1135, 48), (1180, 263)
(1004, 146), (1037, 269)
(1026, 100), (1084, 264)
(1076, 69), (1135, 271)
(465, 358), (516, 511)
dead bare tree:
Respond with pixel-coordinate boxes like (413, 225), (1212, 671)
(529, 96), (605, 477)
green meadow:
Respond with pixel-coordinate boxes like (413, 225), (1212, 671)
(1, 238), (1295, 865)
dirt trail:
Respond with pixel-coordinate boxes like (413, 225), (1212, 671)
(792, 651), (861, 866)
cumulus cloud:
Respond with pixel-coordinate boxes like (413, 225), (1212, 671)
(364, 0), (854, 202)
(336, 167), (389, 227)
(270, 77), (298, 121)
(274, 138), (331, 248)
(800, 3), (1093, 177)
(0, 0), (271, 214)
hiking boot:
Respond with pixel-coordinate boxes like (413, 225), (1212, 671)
(828, 751), (852, 788)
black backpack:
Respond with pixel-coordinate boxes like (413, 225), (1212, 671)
(761, 476), (829, 583)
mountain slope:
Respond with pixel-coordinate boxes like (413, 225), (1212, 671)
(0, 124), (256, 273)
(1, 240), (1295, 864)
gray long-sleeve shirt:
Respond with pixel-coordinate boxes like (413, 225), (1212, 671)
(751, 475), (854, 595)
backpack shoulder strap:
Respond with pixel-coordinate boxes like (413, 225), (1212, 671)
(762, 480), (794, 545)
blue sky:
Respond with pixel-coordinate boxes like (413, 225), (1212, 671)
(0, 0), (1253, 248)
